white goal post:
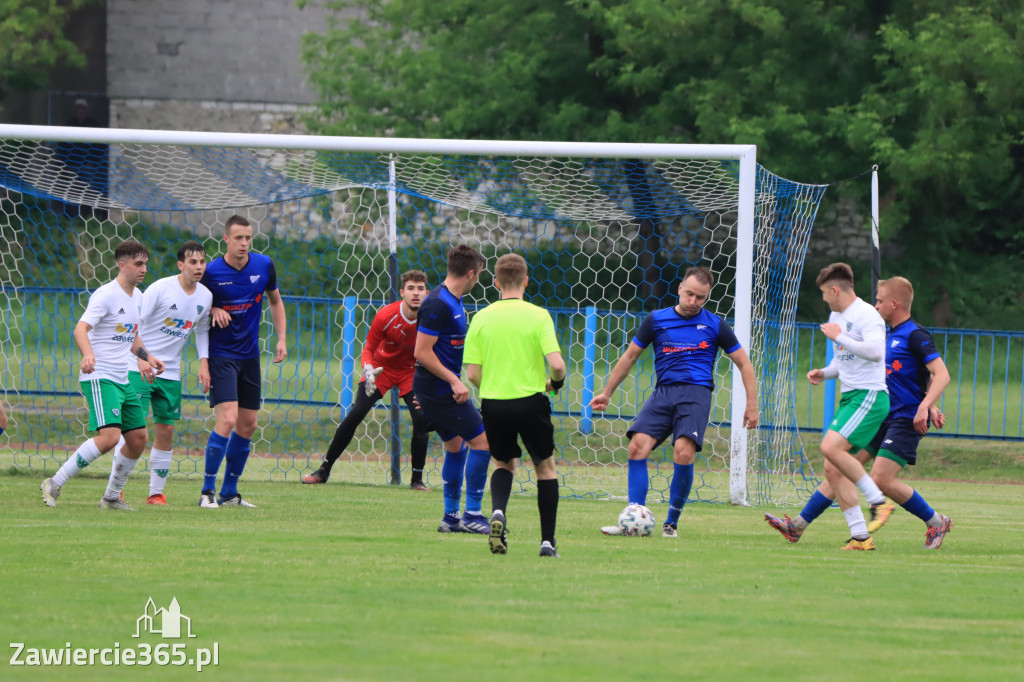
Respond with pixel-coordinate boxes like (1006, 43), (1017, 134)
(0, 123), (825, 507)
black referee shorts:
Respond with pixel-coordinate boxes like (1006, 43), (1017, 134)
(480, 393), (555, 465)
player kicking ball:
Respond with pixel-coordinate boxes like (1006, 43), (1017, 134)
(112, 241), (212, 505)
(302, 270), (433, 489)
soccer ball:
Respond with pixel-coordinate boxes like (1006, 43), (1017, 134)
(618, 504), (656, 537)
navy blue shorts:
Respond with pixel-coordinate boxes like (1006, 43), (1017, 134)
(628, 383), (713, 452)
(866, 416), (922, 466)
(415, 392), (485, 443)
(208, 356), (262, 410)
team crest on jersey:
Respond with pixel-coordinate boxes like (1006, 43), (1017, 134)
(846, 322), (852, 331)
(112, 408), (120, 417)
(197, 305), (205, 314)
(250, 275), (261, 283)
(891, 339), (900, 347)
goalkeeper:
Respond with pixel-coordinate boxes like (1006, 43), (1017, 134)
(303, 271), (432, 489)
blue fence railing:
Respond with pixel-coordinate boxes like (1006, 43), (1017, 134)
(8, 288), (1023, 442)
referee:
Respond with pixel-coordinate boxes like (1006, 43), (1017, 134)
(464, 254), (567, 558)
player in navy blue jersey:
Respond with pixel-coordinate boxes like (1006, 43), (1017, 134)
(413, 244), (492, 534)
(766, 276), (954, 549)
(590, 267), (759, 537)
(197, 215), (288, 508)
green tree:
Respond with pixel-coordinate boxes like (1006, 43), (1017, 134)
(300, 1), (1024, 327)
(0, 0), (98, 99)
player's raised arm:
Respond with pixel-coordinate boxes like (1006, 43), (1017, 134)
(267, 288), (288, 363)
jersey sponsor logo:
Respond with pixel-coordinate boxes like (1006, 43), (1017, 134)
(164, 317), (195, 330)
(221, 302), (254, 313)
(217, 281), (232, 286)
(449, 338), (465, 346)
(661, 340), (709, 354)
(250, 275), (261, 283)
(115, 323), (139, 334)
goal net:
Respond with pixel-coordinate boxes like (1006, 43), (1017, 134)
(0, 125), (826, 506)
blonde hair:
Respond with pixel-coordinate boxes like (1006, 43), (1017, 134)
(879, 276), (914, 311)
(494, 253), (528, 289)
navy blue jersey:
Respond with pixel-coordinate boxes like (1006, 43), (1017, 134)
(632, 307), (741, 389)
(412, 285), (468, 397)
(886, 318), (940, 420)
(201, 253), (278, 359)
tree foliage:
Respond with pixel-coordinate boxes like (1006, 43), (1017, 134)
(0, 0), (98, 98)
(301, 0), (1024, 327)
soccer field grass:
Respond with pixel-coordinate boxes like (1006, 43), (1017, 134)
(2, 473), (1022, 681)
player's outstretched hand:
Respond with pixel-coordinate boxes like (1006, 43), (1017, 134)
(589, 393), (610, 412)
(211, 307), (231, 328)
(274, 339), (288, 363)
(363, 364), (384, 396)
(806, 369), (825, 385)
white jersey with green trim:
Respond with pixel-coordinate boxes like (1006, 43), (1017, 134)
(78, 280), (143, 384)
(829, 297), (888, 393)
(128, 275), (213, 381)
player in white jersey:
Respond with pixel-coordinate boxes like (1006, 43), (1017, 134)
(114, 241), (212, 505)
(805, 263), (891, 550)
(40, 240), (166, 511)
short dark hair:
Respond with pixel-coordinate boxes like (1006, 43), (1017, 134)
(683, 266), (714, 287)
(114, 239), (149, 263)
(225, 215), (251, 235)
(815, 262), (855, 290)
(494, 253), (527, 289)
(177, 240), (207, 262)
(400, 270), (428, 287)
(447, 244), (486, 277)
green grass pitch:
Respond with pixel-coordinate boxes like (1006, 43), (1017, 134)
(2, 472), (1023, 681)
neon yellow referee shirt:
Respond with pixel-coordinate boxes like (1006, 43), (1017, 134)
(463, 298), (561, 400)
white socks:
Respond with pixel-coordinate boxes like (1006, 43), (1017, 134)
(53, 438), (103, 487)
(148, 448), (173, 496)
(855, 474), (886, 506)
(104, 452), (138, 500)
(843, 506), (869, 539)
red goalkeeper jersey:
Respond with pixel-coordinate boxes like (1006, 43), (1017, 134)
(362, 300), (417, 373)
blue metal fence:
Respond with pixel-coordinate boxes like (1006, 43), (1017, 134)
(9, 289), (1023, 441)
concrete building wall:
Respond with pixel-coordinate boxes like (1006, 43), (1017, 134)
(106, 0), (354, 133)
